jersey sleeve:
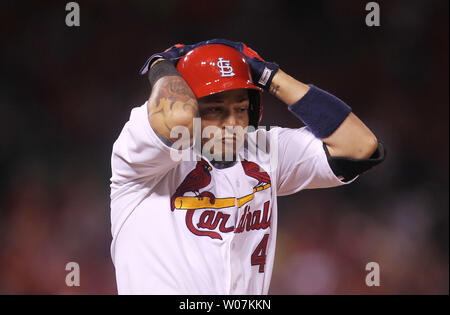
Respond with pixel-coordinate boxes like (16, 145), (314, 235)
(274, 127), (356, 196)
(110, 102), (183, 198)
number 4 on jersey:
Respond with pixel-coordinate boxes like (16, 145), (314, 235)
(251, 234), (269, 273)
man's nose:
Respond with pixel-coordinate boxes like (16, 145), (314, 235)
(223, 113), (237, 128)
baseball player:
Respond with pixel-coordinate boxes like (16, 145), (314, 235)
(110, 39), (385, 294)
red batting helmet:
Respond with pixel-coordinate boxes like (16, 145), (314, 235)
(176, 44), (263, 128)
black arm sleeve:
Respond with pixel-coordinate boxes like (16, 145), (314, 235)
(323, 141), (386, 182)
(148, 59), (181, 88)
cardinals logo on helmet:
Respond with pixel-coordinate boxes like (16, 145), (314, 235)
(217, 57), (235, 77)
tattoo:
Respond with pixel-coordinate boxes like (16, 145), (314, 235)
(269, 84), (280, 96)
(150, 76), (197, 112)
(163, 121), (172, 133)
(147, 76), (198, 143)
(183, 102), (199, 116)
(150, 107), (164, 117)
(168, 80), (193, 96)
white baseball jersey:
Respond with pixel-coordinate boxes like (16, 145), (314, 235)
(110, 102), (352, 295)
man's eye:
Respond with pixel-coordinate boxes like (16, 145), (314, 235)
(208, 108), (221, 113)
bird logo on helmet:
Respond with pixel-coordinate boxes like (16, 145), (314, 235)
(176, 44), (263, 128)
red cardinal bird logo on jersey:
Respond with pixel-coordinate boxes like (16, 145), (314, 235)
(170, 159), (215, 211)
(241, 160), (271, 188)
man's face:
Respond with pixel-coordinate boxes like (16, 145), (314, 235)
(198, 88), (250, 161)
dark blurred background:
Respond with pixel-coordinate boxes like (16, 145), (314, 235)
(0, 0), (448, 294)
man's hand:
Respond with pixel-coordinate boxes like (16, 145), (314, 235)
(140, 43), (199, 75)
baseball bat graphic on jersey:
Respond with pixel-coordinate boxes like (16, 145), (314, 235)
(171, 159), (272, 211)
(172, 183), (271, 210)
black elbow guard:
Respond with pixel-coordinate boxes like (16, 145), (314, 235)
(323, 141), (386, 182)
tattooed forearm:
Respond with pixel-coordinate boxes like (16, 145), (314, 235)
(157, 76), (196, 100)
(269, 84), (280, 96)
(150, 76), (198, 114)
(168, 79), (194, 96)
(147, 75), (199, 143)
